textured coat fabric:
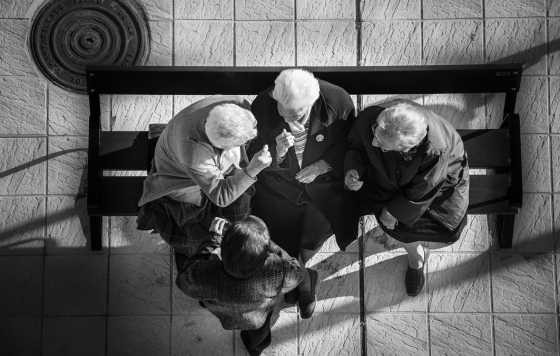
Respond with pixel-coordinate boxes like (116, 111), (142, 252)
(176, 234), (304, 330)
(138, 95), (256, 207)
(345, 105), (469, 234)
(248, 80), (360, 252)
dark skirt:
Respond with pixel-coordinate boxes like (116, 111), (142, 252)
(380, 212), (468, 244)
(251, 182), (332, 257)
(137, 187), (254, 257)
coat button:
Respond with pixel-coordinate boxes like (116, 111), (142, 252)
(316, 134), (325, 142)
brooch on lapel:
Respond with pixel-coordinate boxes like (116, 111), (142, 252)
(315, 134), (325, 142)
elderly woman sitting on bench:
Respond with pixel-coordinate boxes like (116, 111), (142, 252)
(345, 100), (469, 296)
(137, 95), (272, 256)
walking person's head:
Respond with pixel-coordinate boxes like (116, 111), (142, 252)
(205, 103), (258, 149)
(221, 215), (271, 278)
(372, 101), (428, 153)
(272, 69), (320, 123)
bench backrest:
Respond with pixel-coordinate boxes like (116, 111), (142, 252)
(87, 65), (522, 216)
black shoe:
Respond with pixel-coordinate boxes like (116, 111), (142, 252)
(298, 268), (318, 319)
(284, 288), (299, 305)
(240, 330), (268, 356)
(405, 263), (425, 297)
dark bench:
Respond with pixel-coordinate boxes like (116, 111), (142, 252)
(86, 65), (522, 251)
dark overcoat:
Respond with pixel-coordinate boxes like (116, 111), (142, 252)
(345, 105), (469, 233)
(248, 80), (360, 252)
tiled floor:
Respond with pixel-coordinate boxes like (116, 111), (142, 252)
(1, 0), (559, 355)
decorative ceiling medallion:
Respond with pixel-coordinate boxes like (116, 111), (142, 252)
(28, 0), (150, 93)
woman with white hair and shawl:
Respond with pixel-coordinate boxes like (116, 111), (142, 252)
(344, 100), (469, 296)
(137, 95), (272, 257)
(249, 69), (360, 319)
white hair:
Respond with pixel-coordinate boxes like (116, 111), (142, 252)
(272, 69), (320, 108)
(376, 101), (428, 149)
(205, 103), (257, 148)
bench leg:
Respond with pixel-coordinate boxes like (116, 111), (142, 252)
(496, 214), (514, 248)
(90, 216), (102, 251)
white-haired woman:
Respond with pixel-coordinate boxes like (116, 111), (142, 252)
(344, 100), (469, 296)
(249, 69), (360, 319)
(137, 95), (272, 258)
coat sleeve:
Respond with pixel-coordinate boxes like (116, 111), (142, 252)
(321, 102), (355, 176)
(175, 233), (222, 300)
(344, 119), (367, 178)
(386, 152), (448, 227)
(182, 143), (257, 208)
(268, 241), (305, 293)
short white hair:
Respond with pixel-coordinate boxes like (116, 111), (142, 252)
(205, 103), (257, 148)
(376, 101), (428, 149)
(272, 69), (320, 108)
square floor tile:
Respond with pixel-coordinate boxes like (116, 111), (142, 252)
(43, 316), (105, 356)
(430, 314), (492, 356)
(234, 312), (297, 355)
(174, 21), (233, 66)
(428, 252), (491, 312)
(172, 310), (234, 356)
(486, 0), (546, 17)
(513, 76), (548, 134)
(44, 255), (108, 315)
(491, 252), (555, 313)
(236, 21), (295, 66)
(0, 0), (35, 17)
(424, 93), (486, 129)
(296, 21), (357, 65)
(551, 78), (560, 132)
(138, 0), (171, 19)
(235, 0), (293, 20)
(422, 0), (482, 18)
(47, 196), (108, 253)
(549, 19), (560, 75)
(307, 252), (360, 313)
(296, 0), (355, 19)
(108, 316), (170, 356)
(366, 313), (428, 355)
(511, 194), (553, 252)
(109, 95), (173, 131)
(174, 0), (233, 19)
(361, 0), (421, 19)
(361, 21), (421, 66)
(0, 317), (41, 356)
(0, 20), (36, 76)
(485, 18), (546, 75)
(0, 196), (45, 254)
(438, 215), (490, 252)
(0, 256), (43, 315)
(423, 20), (483, 65)
(110, 216), (170, 254)
(494, 314), (558, 356)
(0, 76), (46, 135)
(0, 138), (46, 194)
(364, 252), (427, 312)
(145, 20), (172, 66)
(109, 254), (171, 315)
(520, 135), (551, 193)
(299, 313), (360, 355)
(47, 136), (88, 195)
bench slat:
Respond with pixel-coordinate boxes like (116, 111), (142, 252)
(99, 128), (510, 171)
(90, 174), (515, 216)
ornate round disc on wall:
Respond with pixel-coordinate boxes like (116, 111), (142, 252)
(28, 0), (150, 93)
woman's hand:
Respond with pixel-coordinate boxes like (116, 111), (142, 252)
(275, 129), (295, 159)
(295, 160), (332, 184)
(209, 217), (230, 235)
(246, 145), (272, 177)
(344, 169), (363, 191)
(379, 208), (398, 230)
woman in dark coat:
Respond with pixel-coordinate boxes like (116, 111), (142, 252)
(344, 100), (469, 296)
(248, 69), (360, 318)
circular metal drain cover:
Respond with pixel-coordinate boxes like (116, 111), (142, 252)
(28, 0), (150, 93)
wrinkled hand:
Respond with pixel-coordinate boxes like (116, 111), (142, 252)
(295, 160), (332, 184)
(344, 169), (363, 191)
(209, 217), (230, 235)
(275, 129), (295, 159)
(246, 145), (272, 177)
(379, 208), (398, 230)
